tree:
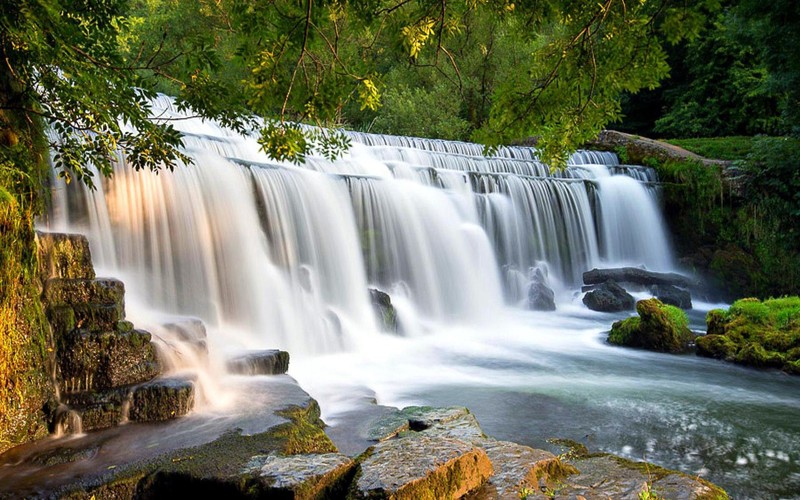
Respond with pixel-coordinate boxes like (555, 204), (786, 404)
(2, 0), (721, 191)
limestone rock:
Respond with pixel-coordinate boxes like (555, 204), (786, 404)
(354, 433), (493, 499)
(128, 376), (195, 422)
(36, 231), (95, 283)
(582, 280), (635, 312)
(366, 406), (473, 441)
(651, 284), (693, 310)
(227, 349), (290, 375)
(369, 288), (398, 333)
(58, 329), (160, 393)
(241, 452), (354, 499)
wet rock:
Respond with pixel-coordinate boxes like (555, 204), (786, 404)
(366, 406), (473, 441)
(608, 298), (694, 353)
(582, 280), (635, 312)
(162, 318), (209, 359)
(36, 231), (95, 283)
(558, 454), (726, 500)
(58, 329), (160, 393)
(129, 376), (195, 422)
(472, 441), (569, 499)
(526, 267), (556, 311)
(583, 267), (699, 288)
(369, 288), (398, 334)
(227, 349), (290, 375)
(651, 284), (693, 310)
(354, 433), (493, 499)
(44, 278), (125, 330)
(241, 452), (355, 499)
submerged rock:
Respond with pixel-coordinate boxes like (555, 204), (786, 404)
(354, 433), (493, 499)
(609, 298), (694, 353)
(651, 284), (693, 310)
(369, 288), (398, 333)
(526, 267), (556, 311)
(227, 349), (290, 375)
(583, 280), (635, 312)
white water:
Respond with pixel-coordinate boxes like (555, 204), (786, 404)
(42, 97), (800, 498)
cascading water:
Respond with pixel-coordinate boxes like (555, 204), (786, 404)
(38, 97), (800, 499)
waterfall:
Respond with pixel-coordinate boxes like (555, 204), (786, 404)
(46, 96), (674, 356)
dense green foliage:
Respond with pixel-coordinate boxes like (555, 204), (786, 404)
(698, 297), (800, 373)
(620, 1), (799, 139)
(651, 136), (800, 299)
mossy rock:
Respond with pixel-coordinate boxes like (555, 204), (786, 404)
(608, 298), (693, 353)
(58, 329), (160, 393)
(699, 297), (800, 374)
(35, 231), (95, 283)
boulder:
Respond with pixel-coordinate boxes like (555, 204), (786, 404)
(58, 328), (160, 393)
(526, 267), (556, 311)
(473, 441), (570, 499)
(608, 298), (694, 353)
(227, 350), (290, 375)
(651, 284), (693, 310)
(583, 267), (699, 288)
(369, 288), (398, 333)
(353, 433), (493, 499)
(240, 453), (354, 499)
(582, 280), (635, 312)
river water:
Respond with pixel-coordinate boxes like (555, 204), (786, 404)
(40, 96), (800, 498)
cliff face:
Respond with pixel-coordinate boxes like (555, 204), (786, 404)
(0, 203), (54, 454)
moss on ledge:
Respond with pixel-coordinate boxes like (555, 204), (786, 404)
(697, 297), (800, 373)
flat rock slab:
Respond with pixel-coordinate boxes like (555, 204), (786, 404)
(556, 454), (725, 500)
(367, 406), (472, 441)
(355, 434), (493, 499)
(470, 441), (562, 499)
(227, 349), (290, 375)
(241, 452), (354, 499)
(583, 267), (699, 288)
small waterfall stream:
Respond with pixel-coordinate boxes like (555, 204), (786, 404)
(37, 97), (800, 498)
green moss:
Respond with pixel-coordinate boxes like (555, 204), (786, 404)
(699, 297), (800, 373)
(272, 402), (338, 455)
(609, 317), (640, 346)
(607, 299), (693, 353)
(665, 137), (755, 161)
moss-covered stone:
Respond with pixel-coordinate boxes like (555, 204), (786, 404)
(129, 377), (195, 423)
(35, 232), (95, 283)
(697, 297), (800, 374)
(0, 203), (54, 454)
(58, 329), (160, 393)
(43, 278), (125, 331)
(227, 349), (290, 375)
(608, 298), (694, 353)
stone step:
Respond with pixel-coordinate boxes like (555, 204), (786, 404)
(354, 433), (493, 499)
(36, 231), (95, 282)
(58, 328), (160, 393)
(227, 349), (290, 375)
(44, 278), (125, 331)
(240, 452), (354, 499)
(62, 375), (196, 431)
